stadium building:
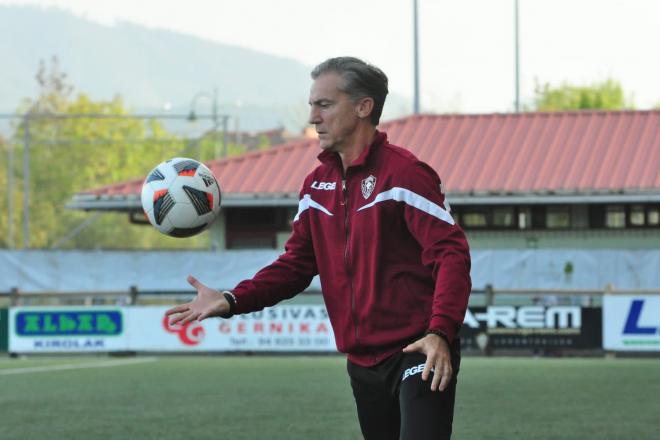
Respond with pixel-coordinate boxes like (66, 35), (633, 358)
(70, 110), (660, 253)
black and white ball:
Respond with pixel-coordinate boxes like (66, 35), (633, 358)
(141, 158), (221, 237)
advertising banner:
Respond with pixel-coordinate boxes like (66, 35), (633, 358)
(9, 305), (337, 353)
(9, 307), (128, 353)
(128, 305), (337, 352)
(603, 295), (660, 351)
(11, 304), (610, 353)
(459, 305), (602, 350)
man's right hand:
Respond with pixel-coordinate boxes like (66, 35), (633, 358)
(165, 275), (229, 325)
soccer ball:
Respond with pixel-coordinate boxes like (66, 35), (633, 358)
(141, 157), (221, 237)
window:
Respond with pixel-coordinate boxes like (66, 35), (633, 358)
(531, 206), (547, 229)
(227, 232), (276, 249)
(572, 205), (589, 229)
(606, 205), (626, 228)
(588, 205), (605, 228)
(546, 206), (570, 229)
(462, 211), (488, 228)
(226, 207), (285, 249)
(518, 207), (531, 229)
(649, 207), (660, 226)
(454, 203), (659, 231)
(629, 205), (645, 226)
(493, 207), (515, 228)
(628, 204), (660, 228)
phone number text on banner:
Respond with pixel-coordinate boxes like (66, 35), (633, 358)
(136, 305), (337, 352)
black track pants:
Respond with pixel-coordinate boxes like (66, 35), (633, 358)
(347, 341), (460, 440)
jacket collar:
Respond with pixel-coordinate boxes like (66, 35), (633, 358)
(317, 131), (387, 170)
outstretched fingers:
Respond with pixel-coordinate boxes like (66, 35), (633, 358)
(168, 310), (190, 326)
(198, 309), (215, 321)
(187, 274), (204, 290)
(165, 304), (190, 316)
(164, 275), (215, 325)
(179, 310), (201, 324)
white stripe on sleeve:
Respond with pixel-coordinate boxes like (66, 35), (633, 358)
(294, 194), (334, 222)
(356, 187), (455, 225)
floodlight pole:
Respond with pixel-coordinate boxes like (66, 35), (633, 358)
(514, 0), (521, 112)
(189, 89), (221, 159)
(222, 115), (229, 158)
(212, 89), (220, 158)
(7, 139), (14, 248)
(22, 113), (31, 248)
(413, 0), (421, 114)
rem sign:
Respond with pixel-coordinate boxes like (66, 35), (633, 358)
(603, 296), (660, 351)
(463, 306), (581, 331)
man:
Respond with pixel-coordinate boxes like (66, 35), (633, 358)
(166, 56), (471, 439)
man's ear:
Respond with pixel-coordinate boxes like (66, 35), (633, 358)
(356, 97), (374, 119)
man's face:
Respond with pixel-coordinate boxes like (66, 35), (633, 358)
(308, 72), (361, 152)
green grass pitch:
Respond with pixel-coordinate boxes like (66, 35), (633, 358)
(0, 356), (658, 439)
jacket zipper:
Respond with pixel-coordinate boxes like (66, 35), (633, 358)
(342, 178), (359, 344)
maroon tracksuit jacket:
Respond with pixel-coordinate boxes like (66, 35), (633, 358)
(232, 131), (471, 367)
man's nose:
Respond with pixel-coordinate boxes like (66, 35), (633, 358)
(308, 108), (321, 125)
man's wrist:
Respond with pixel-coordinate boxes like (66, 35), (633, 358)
(425, 329), (450, 345)
(221, 291), (237, 318)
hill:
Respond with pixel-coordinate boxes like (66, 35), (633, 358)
(0, 6), (317, 131)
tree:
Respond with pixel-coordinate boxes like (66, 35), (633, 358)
(532, 78), (634, 111)
(5, 57), (211, 249)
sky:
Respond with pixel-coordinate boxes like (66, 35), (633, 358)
(2, 0), (659, 114)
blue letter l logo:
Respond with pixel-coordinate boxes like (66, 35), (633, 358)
(623, 300), (656, 335)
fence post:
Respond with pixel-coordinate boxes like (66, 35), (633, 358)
(129, 286), (138, 305)
(484, 284), (494, 356)
(10, 287), (19, 307)
(603, 283), (616, 358)
(485, 284), (494, 306)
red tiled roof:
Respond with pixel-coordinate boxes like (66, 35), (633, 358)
(78, 110), (660, 204)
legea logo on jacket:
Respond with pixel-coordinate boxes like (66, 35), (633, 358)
(361, 175), (377, 199)
(311, 181), (336, 190)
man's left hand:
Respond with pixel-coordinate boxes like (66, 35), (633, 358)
(402, 333), (452, 392)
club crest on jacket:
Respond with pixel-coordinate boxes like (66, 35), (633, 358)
(361, 175), (377, 199)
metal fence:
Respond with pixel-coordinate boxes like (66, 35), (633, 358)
(4, 284), (658, 306)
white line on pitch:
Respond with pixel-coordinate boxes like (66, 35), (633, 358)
(0, 357), (158, 376)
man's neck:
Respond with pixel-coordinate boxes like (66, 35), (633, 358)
(338, 126), (377, 173)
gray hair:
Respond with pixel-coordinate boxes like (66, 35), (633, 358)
(311, 57), (389, 126)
